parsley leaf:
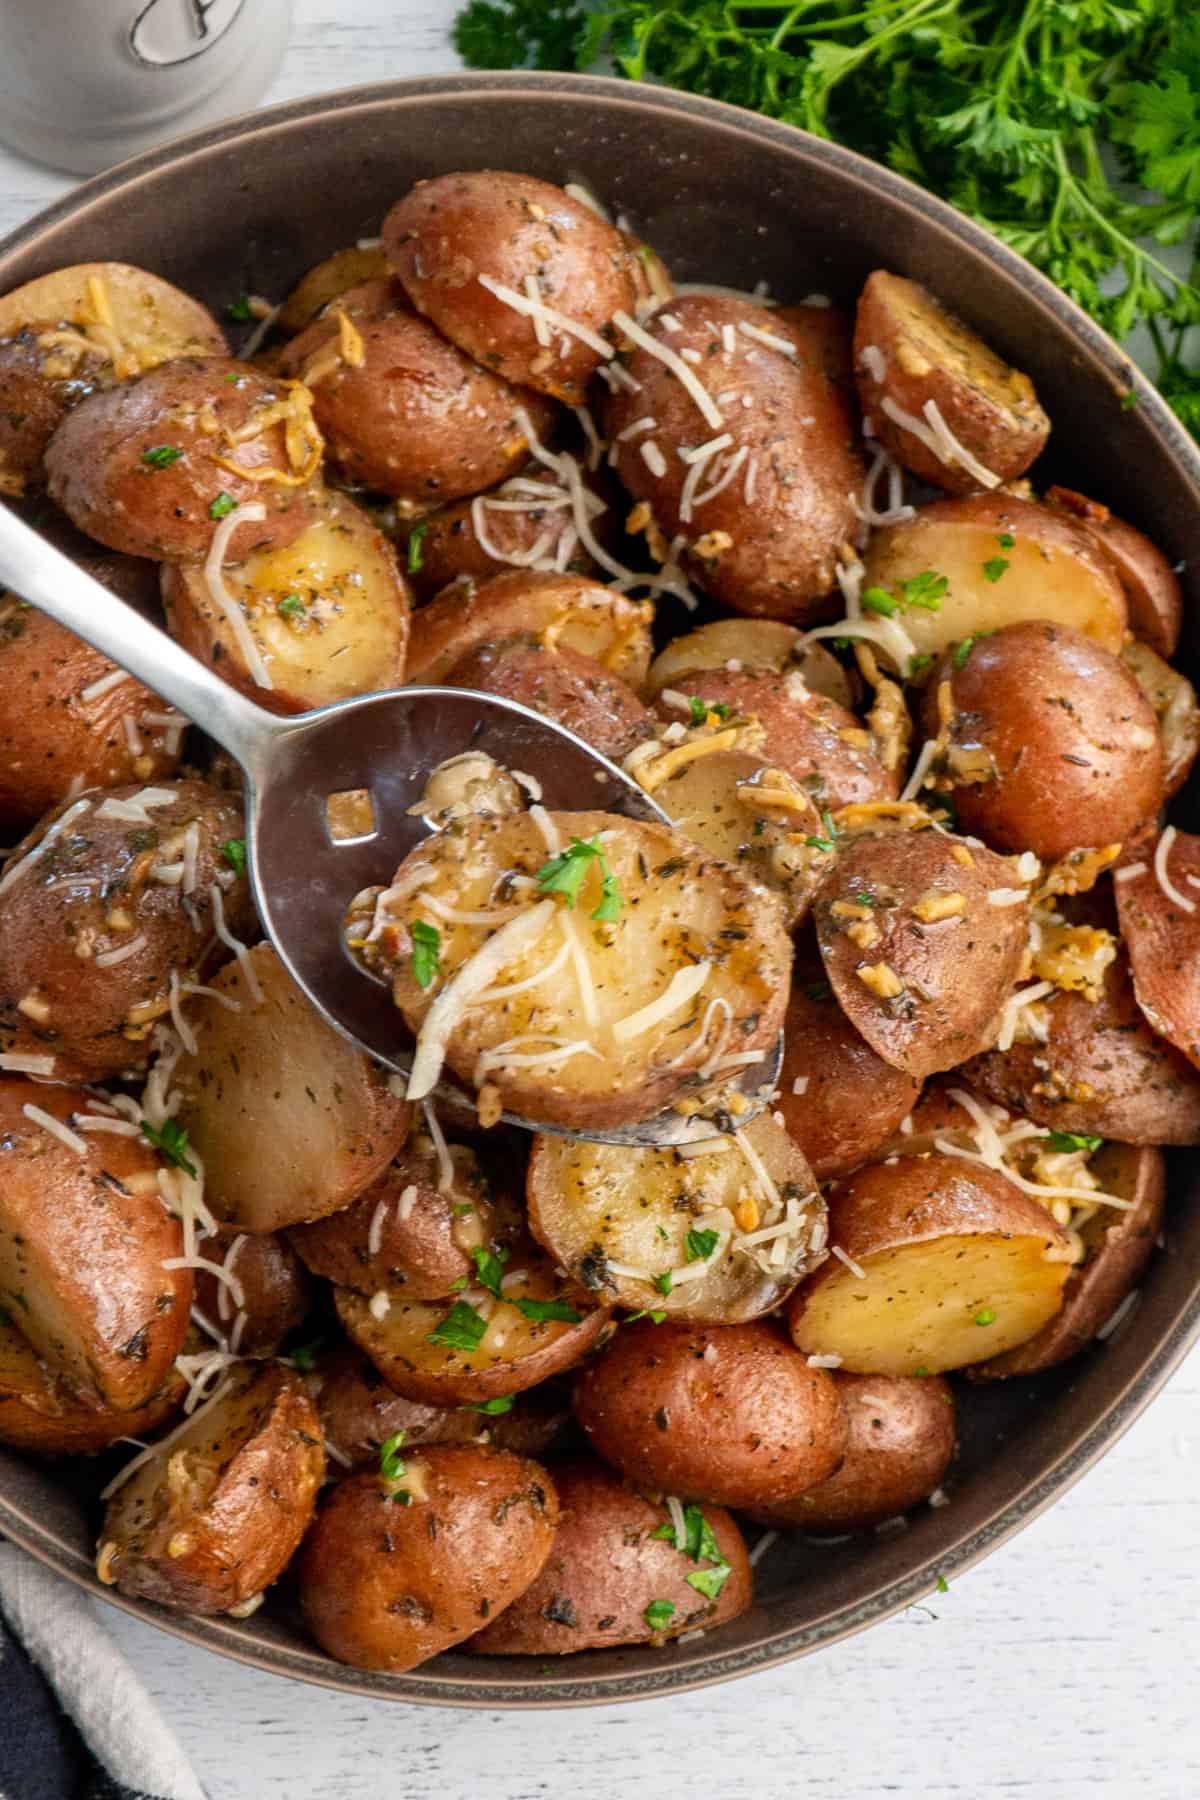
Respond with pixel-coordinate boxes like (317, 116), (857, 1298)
(981, 555), (1010, 583)
(861, 586), (899, 617)
(1045, 1129), (1103, 1154)
(471, 1243), (509, 1300)
(974, 1306), (997, 1327)
(140, 444), (182, 469)
(592, 870), (623, 922)
(688, 695), (729, 723)
(536, 835), (623, 921)
(624, 1308), (667, 1324)
(410, 919), (441, 990)
(209, 492), (237, 520)
(513, 1295), (582, 1324)
(221, 838), (247, 878)
(461, 1394), (515, 1414)
(685, 1228), (720, 1263)
(687, 1564), (732, 1602)
(900, 570), (948, 611)
(225, 295), (255, 322)
(644, 1599), (675, 1633)
(378, 1431), (407, 1481)
(277, 592), (306, 619)
(407, 521), (429, 573)
(140, 1117), (197, 1177)
(953, 632), (991, 670)
(427, 1300), (488, 1350)
(653, 1270), (673, 1296)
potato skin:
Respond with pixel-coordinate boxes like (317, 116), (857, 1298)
(965, 953), (1200, 1146)
(402, 465), (609, 599)
(0, 779), (251, 1082)
(406, 568), (653, 688)
(1046, 485), (1182, 657)
(192, 1229), (310, 1355)
(45, 357), (317, 561)
(0, 1322), (185, 1456)
(813, 829), (1030, 1080)
(775, 976), (920, 1180)
(925, 621), (1164, 862)
(774, 303), (855, 393)
(99, 1364), (325, 1615)
(854, 270), (1049, 491)
(470, 1461), (752, 1653)
(646, 618), (855, 710)
(444, 637), (651, 762)
(605, 296), (863, 622)
(297, 1447), (559, 1671)
(654, 665), (896, 810)
(278, 280), (554, 504)
(1115, 830), (1200, 1068)
(0, 325), (108, 498)
(573, 1320), (848, 1510)
(969, 1144), (1164, 1378)
(749, 1372), (955, 1532)
(0, 1078), (190, 1411)
(278, 243), (390, 334)
(384, 170), (637, 404)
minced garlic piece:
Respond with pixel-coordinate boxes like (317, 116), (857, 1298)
(912, 889), (966, 923)
(856, 961), (905, 999)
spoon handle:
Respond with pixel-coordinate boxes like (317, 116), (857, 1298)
(0, 505), (285, 777)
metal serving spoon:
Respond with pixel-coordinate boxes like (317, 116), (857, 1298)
(0, 505), (782, 1146)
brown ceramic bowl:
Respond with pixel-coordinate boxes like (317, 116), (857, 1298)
(1, 73), (1199, 1707)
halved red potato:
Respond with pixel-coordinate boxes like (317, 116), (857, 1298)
(969, 1143), (1164, 1378)
(399, 465), (609, 600)
(574, 1318), (847, 1509)
(170, 943), (412, 1232)
(813, 828), (1029, 1080)
(98, 1363), (324, 1615)
(384, 170), (638, 404)
(470, 1461), (753, 1653)
(748, 1372), (956, 1533)
(774, 973), (920, 1179)
(278, 243), (390, 334)
(192, 1228), (310, 1355)
(0, 262), (226, 497)
(443, 638), (651, 763)
(604, 295), (863, 622)
(297, 1446), (558, 1672)
(0, 1078), (190, 1411)
(384, 809), (790, 1133)
(787, 1153), (1069, 1375)
(406, 569), (653, 688)
(336, 1241), (611, 1405)
(1115, 829), (1200, 1068)
(861, 494), (1128, 662)
(527, 1115), (824, 1325)
(161, 489), (410, 713)
(0, 1320), (185, 1456)
(923, 621), (1164, 862)
(1121, 640), (1200, 800)
(646, 618), (854, 708)
(1046, 485), (1182, 657)
(854, 271), (1049, 492)
(46, 356), (321, 561)
(774, 303), (855, 392)
(965, 953), (1200, 1146)
(278, 280), (556, 504)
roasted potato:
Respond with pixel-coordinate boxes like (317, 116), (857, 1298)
(813, 828), (1029, 1080)
(861, 494), (1128, 662)
(278, 243), (390, 334)
(314, 1345), (568, 1469)
(46, 357), (320, 561)
(384, 170), (638, 404)
(923, 622), (1164, 861)
(787, 1153), (1070, 1375)
(400, 464), (613, 600)
(470, 1461), (752, 1653)
(336, 1240), (611, 1405)
(774, 973), (921, 1179)
(384, 809), (791, 1132)
(1115, 830), (1200, 1068)
(0, 1078), (190, 1411)
(645, 618), (855, 709)
(0, 779), (251, 1082)
(604, 295), (863, 622)
(652, 665), (897, 810)
(527, 1115), (825, 1325)
(161, 489), (410, 712)
(854, 271), (1049, 492)
(1121, 639), (1200, 800)
(0, 262), (226, 498)
(0, 1320), (184, 1456)
(405, 568), (653, 688)
(774, 303), (855, 393)
(170, 943), (412, 1232)
(443, 637), (651, 763)
(297, 1445), (558, 1672)
(0, 594), (184, 831)
(278, 280), (555, 504)
(573, 1319), (848, 1509)
(192, 1228), (310, 1355)
(749, 1372), (956, 1533)
(290, 1135), (512, 1303)
(1046, 485), (1182, 657)
(969, 1143), (1164, 1378)
(97, 1363), (324, 1614)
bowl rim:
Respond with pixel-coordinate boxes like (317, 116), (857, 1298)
(2, 67), (1199, 1710)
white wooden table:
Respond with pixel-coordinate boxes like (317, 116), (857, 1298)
(2, 6), (1199, 1796)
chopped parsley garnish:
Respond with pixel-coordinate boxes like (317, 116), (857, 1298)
(461, 1394), (515, 1415)
(225, 295), (255, 322)
(448, 1274), (468, 1292)
(209, 491), (237, 520)
(805, 834), (835, 853)
(513, 1296), (582, 1324)
(277, 592), (306, 619)
(427, 1300), (489, 1351)
(653, 1270), (673, 1297)
(936, 1574), (950, 1594)
(821, 809), (837, 841)
(407, 521), (429, 573)
(288, 1338), (325, 1372)
(953, 631), (991, 670)
(140, 1116), (197, 1177)
(471, 1243), (509, 1300)
(140, 444), (182, 470)
(221, 838), (247, 878)
(996, 533), (1015, 549)
(907, 652), (934, 680)
(974, 1306), (997, 1327)
(651, 1502), (732, 1600)
(687, 695), (729, 724)
(981, 555), (1010, 583)
(1045, 1130), (1103, 1154)
(643, 1599), (675, 1632)
(686, 1564), (732, 1602)
(861, 586), (899, 617)
(535, 835), (623, 922)
(592, 870), (623, 923)
(899, 569), (948, 611)
(378, 1431), (407, 1482)
(624, 1309), (667, 1324)
(410, 919), (442, 990)
(685, 1228), (720, 1263)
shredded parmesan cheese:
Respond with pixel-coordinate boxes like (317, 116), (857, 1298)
(477, 273), (613, 358)
(1153, 825), (1196, 914)
(22, 1104), (86, 1153)
(612, 963), (711, 1044)
(202, 502), (272, 689)
(611, 309), (724, 430)
(879, 396), (1001, 489)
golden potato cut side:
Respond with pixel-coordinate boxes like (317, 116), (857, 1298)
(387, 810), (791, 1131)
(278, 243), (390, 334)
(645, 619), (854, 708)
(788, 1153), (1069, 1375)
(405, 569), (653, 688)
(0, 1320), (186, 1457)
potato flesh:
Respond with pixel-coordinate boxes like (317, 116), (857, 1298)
(792, 1235), (1068, 1375)
(0, 261), (225, 369)
(646, 621), (854, 708)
